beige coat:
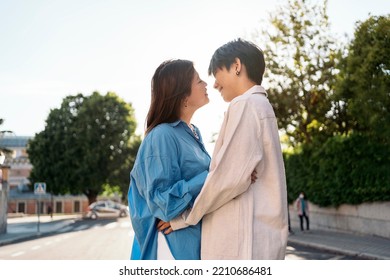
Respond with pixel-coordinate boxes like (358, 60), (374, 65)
(182, 85), (288, 260)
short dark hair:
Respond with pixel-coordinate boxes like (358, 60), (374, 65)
(208, 38), (265, 85)
(146, 59), (195, 135)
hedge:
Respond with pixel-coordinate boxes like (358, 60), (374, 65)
(284, 134), (390, 207)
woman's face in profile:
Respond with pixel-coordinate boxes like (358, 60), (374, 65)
(186, 71), (209, 110)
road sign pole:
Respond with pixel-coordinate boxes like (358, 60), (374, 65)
(34, 182), (46, 235)
(37, 195), (40, 235)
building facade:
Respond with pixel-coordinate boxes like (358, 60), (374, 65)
(0, 136), (88, 215)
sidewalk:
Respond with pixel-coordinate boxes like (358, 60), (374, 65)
(1, 215), (390, 259)
(288, 227), (390, 260)
(0, 214), (82, 246)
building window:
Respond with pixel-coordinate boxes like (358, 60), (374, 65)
(55, 201), (63, 213)
(17, 202), (26, 213)
(74, 201), (81, 213)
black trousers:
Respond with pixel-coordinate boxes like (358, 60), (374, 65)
(299, 212), (310, 230)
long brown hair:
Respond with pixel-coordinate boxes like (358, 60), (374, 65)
(145, 59), (195, 135)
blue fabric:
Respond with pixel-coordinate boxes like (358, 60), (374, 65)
(128, 120), (211, 260)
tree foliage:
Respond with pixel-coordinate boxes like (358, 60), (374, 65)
(335, 15), (390, 142)
(28, 92), (141, 204)
(283, 14), (390, 206)
(255, 0), (344, 147)
(285, 134), (390, 207)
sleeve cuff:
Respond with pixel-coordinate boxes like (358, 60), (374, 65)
(170, 208), (191, 230)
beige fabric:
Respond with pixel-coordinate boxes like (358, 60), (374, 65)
(185, 85), (288, 260)
(170, 209), (190, 230)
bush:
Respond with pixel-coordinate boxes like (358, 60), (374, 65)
(285, 134), (390, 207)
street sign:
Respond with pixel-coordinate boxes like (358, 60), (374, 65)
(34, 182), (46, 195)
(34, 182), (46, 234)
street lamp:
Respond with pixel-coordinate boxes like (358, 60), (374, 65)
(0, 151), (5, 191)
(0, 152), (10, 233)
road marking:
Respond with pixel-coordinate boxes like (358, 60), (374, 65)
(329, 255), (344, 260)
(61, 235), (71, 240)
(31, 245), (41, 250)
(11, 251), (25, 257)
(120, 221), (131, 228)
(104, 222), (118, 229)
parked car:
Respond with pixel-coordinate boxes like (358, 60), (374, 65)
(85, 200), (128, 219)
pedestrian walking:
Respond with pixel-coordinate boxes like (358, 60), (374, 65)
(296, 192), (310, 231)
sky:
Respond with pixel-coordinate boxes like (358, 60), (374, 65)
(1, 0), (389, 151)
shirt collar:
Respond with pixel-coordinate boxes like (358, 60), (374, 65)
(167, 120), (182, 127)
(243, 85), (268, 97)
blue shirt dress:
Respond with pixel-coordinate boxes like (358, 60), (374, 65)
(128, 120), (211, 260)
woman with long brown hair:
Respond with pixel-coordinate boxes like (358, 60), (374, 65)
(128, 59), (210, 260)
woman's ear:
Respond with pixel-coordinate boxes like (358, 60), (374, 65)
(183, 98), (188, 108)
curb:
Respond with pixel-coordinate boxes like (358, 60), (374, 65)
(0, 218), (79, 247)
(288, 238), (379, 260)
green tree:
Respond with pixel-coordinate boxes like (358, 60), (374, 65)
(254, 0), (344, 147)
(285, 133), (390, 207)
(28, 92), (141, 204)
(335, 15), (390, 142)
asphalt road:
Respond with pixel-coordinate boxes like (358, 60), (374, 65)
(0, 217), (368, 260)
(0, 217), (133, 260)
